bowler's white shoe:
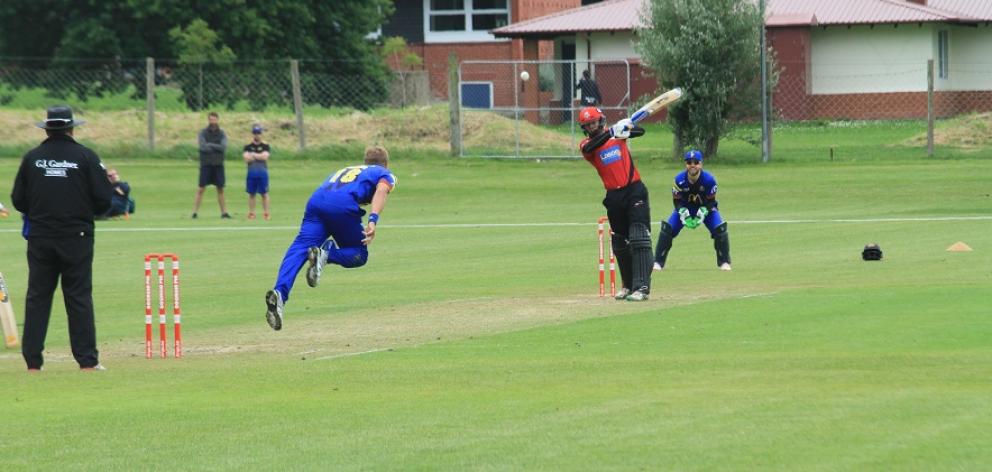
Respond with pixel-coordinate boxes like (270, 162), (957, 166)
(653, 262), (663, 271)
(265, 290), (284, 331)
(305, 246), (327, 288)
(613, 287), (631, 300)
(719, 262), (732, 271)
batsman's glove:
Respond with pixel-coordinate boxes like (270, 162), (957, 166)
(678, 207), (690, 224)
(862, 243), (883, 261)
(609, 119), (633, 139)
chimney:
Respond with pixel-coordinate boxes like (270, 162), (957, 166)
(906, 0), (927, 5)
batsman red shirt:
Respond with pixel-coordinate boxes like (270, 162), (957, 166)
(580, 135), (641, 190)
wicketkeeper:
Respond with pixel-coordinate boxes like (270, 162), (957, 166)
(654, 150), (732, 271)
(579, 107), (653, 301)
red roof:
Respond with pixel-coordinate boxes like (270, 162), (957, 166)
(492, 0), (645, 38)
(765, 0), (984, 26)
(492, 0), (992, 37)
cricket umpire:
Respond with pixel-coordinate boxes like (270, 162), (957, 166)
(578, 107), (653, 301)
(11, 105), (112, 371)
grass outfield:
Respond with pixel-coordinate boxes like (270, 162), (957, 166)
(0, 155), (990, 469)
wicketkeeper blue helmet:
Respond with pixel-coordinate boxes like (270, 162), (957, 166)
(684, 149), (703, 162)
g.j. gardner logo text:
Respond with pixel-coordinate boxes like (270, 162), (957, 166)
(36, 159), (78, 178)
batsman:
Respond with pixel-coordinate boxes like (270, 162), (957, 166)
(654, 150), (732, 271)
(579, 107), (653, 301)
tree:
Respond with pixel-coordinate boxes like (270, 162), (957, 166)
(636, 0), (763, 159)
(0, 0), (395, 110)
(169, 19), (238, 110)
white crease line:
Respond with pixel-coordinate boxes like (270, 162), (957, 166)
(311, 348), (391, 361)
(1, 215), (989, 234)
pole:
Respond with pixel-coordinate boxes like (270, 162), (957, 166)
(448, 52), (461, 157)
(513, 62), (521, 159)
(760, 0), (771, 163)
(927, 59), (934, 157)
(290, 59), (306, 151)
(146, 57), (155, 151)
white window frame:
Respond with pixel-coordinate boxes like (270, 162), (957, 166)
(937, 30), (949, 79)
(423, 0), (511, 43)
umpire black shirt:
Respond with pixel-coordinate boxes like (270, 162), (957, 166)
(11, 134), (113, 238)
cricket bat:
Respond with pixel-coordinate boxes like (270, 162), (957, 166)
(629, 87), (683, 124)
(0, 272), (20, 348)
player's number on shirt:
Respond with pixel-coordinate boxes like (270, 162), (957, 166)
(328, 166), (367, 188)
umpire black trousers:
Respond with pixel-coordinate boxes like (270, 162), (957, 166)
(22, 235), (99, 369)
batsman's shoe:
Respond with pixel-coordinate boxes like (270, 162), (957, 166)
(80, 364), (107, 372)
(626, 289), (650, 302)
(652, 262), (663, 271)
(719, 262), (732, 271)
(613, 287), (631, 300)
(305, 246), (327, 288)
(265, 290), (284, 331)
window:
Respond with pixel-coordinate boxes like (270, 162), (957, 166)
(425, 0), (509, 43)
(937, 30), (949, 79)
(461, 82), (493, 108)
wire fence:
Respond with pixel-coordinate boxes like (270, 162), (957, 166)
(3, 57), (991, 157)
(455, 59), (659, 159)
(451, 58), (992, 159)
(773, 60), (992, 121)
(0, 57), (431, 150)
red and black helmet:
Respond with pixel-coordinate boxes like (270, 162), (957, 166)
(578, 107), (606, 135)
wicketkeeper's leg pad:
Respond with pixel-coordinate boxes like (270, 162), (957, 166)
(712, 222), (730, 266)
(654, 221), (675, 268)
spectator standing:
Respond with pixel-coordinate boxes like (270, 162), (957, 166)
(192, 112), (231, 219)
(576, 69), (602, 106)
(10, 105), (112, 371)
(242, 124), (271, 220)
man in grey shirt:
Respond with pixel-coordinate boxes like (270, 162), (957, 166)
(192, 111), (231, 219)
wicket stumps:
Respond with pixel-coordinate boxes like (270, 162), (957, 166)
(144, 253), (182, 359)
(597, 217), (617, 297)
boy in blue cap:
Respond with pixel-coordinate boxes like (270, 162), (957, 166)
(242, 124), (271, 220)
(654, 149), (732, 271)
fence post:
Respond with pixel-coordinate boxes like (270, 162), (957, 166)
(927, 59), (934, 157)
(146, 57), (155, 152)
(198, 63), (203, 111)
(448, 52), (461, 157)
(760, 0), (771, 163)
(290, 59), (306, 151)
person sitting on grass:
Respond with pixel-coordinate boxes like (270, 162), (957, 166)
(101, 168), (135, 219)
